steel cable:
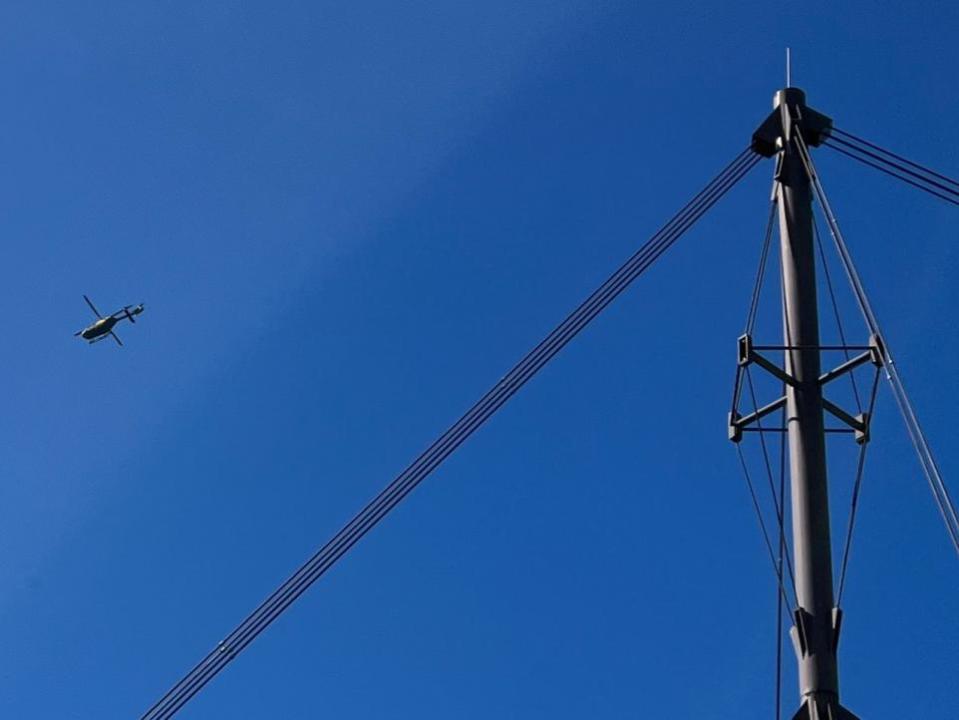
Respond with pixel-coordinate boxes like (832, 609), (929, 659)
(812, 218), (863, 412)
(735, 443), (796, 611)
(823, 140), (959, 208)
(142, 148), (762, 720)
(827, 135), (959, 200)
(794, 131), (959, 558)
(774, 402), (787, 720)
(745, 196), (779, 335)
(744, 368), (798, 601)
(836, 367), (882, 607)
(730, 194), (778, 419)
(830, 128), (959, 191)
(148, 151), (761, 718)
(731, 197), (796, 719)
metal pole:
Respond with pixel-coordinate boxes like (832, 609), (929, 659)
(772, 88), (856, 720)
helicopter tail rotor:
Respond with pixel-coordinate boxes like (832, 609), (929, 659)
(123, 304), (144, 323)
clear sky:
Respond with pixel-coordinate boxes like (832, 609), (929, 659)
(0, 1), (956, 718)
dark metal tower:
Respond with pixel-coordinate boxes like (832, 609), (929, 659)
(733, 88), (870, 720)
(773, 88), (851, 720)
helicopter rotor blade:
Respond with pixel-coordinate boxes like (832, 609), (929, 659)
(83, 295), (103, 318)
(110, 331), (123, 347)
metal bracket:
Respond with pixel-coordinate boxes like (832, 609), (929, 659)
(791, 607), (812, 659)
(869, 333), (887, 367)
(818, 335), (884, 386)
(822, 401), (870, 445)
(818, 351), (874, 386)
(738, 334), (799, 387)
(831, 607), (843, 652)
(728, 411), (743, 443)
(729, 334), (875, 444)
(729, 397), (788, 443)
(751, 88), (833, 158)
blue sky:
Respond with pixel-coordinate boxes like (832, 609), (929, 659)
(1, 1), (957, 718)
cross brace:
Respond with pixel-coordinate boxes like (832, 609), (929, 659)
(729, 333), (883, 444)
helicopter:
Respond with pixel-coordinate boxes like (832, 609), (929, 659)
(75, 295), (145, 346)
